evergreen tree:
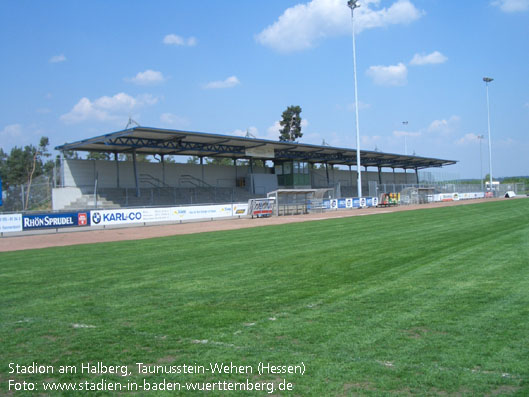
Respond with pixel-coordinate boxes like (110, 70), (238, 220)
(279, 105), (303, 142)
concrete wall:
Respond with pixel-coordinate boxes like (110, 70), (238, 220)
(62, 159), (417, 190)
(63, 159), (270, 189)
(52, 187), (83, 210)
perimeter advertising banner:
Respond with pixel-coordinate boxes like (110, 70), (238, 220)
(322, 198), (377, 210)
(22, 212), (90, 230)
(91, 209), (145, 226)
(90, 205), (237, 226)
(0, 214), (22, 233)
(233, 203), (248, 216)
(171, 204), (233, 221)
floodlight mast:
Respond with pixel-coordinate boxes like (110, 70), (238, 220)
(483, 77), (494, 195)
(347, 0), (362, 197)
(477, 134), (485, 192)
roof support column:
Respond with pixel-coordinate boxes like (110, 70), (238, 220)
(378, 166), (382, 185)
(161, 154), (165, 185)
(114, 152), (120, 188)
(392, 167), (396, 184)
(132, 149), (140, 197)
(233, 158), (237, 185)
(60, 151), (65, 187)
(200, 156), (204, 187)
(249, 159), (254, 194)
(415, 167), (419, 185)
(325, 162), (330, 186)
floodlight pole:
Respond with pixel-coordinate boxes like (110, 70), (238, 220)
(477, 134), (484, 192)
(348, 0), (362, 197)
(402, 121), (408, 155)
(483, 77), (494, 195)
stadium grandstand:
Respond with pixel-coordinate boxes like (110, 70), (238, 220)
(53, 126), (456, 210)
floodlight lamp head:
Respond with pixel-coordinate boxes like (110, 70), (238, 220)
(347, 0), (360, 10)
(483, 77), (493, 83)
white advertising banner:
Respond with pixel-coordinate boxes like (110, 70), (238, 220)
(432, 192), (485, 202)
(0, 213), (23, 233)
(90, 204), (241, 227)
(233, 203), (248, 216)
(90, 209), (144, 226)
(171, 204), (233, 221)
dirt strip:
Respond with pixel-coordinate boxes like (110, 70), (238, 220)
(0, 198), (514, 252)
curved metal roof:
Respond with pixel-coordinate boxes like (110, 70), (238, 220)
(56, 126), (457, 170)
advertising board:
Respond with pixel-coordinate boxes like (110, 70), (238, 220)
(233, 203), (248, 216)
(90, 209), (143, 226)
(22, 212), (90, 230)
(171, 205), (233, 221)
(90, 205), (237, 226)
(0, 213), (22, 233)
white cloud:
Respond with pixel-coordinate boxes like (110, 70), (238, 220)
(524, 102), (529, 109)
(267, 121), (282, 139)
(455, 133), (485, 145)
(60, 93), (158, 124)
(128, 69), (165, 85)
(427, 115), (460, 135)
(409, 51), (447, 66)
(366, 62), (407, 86)
(202, 76), (240, 89)
(163, 34), (197, 46)
(49, 54), (66, 63)
(491, 0), (529, 12)
(231, 126), (261, 138)
(256, 0), (423, 52)
(160, 113), (189, 128)
(1, 124), (23, 139)
(393, 130), (421, 137)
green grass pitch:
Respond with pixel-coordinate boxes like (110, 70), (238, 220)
(1, 199), (528, 395)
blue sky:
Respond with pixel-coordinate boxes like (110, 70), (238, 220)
(1, 0), (528, 178)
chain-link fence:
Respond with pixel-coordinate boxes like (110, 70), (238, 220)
(1, 174), (54, 212)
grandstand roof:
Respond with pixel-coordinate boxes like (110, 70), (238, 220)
(56, 126), (457, 170)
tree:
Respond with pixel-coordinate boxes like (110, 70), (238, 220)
(206, 157), (234, 166)
(87, 152), (112, 160)
(62, 150), (80, 159)
(25, 137), (51, 209)
(279, 105), (303, 142)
